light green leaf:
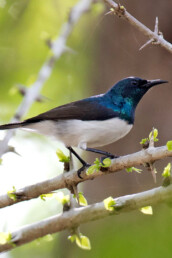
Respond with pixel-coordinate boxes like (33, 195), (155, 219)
(162, 163), (171, 178)
(86, 164), (98, 175)
(76, 235), (91, 250)
(40, 193), (54, 201)
(132, 167), (142, 173)
(7, 186), (17, 201)
(101, 158), (111, 167)
(166, 141), (172, 151)
(126, 167), (133, 173)
(104, 196), (116, 211)
(149, 128), (158, 142)
(56, 149), (70, 163)
(140, 206), (153, 215)
(68, 234), (76, 243)
(86, 158), (101, 175)
(86, 157), (111, 175)
(0, 232), (12, 245)
(126, 167), (142, 173)
(0, 158), (3, 165)
(140, 128), (159, 145)
(94, 158), (101, 166)
(140, 138), (148, 145)
(76, 192), (88, 206)
(55, 192), (70, 205)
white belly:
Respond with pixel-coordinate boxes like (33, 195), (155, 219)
(24, 118), (133, 149)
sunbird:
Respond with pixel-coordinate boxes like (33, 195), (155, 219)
(0, 77), (168, 177)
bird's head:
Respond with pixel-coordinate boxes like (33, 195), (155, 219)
(108, 77), (168, 108)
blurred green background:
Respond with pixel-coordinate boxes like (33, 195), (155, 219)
(0, 0), (172, 257)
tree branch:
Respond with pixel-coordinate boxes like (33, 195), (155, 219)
(1, 183), (172, 253)
(0, 144), (171, 209)
(0, 0), (93, 157)
(104, 0), (172, 53)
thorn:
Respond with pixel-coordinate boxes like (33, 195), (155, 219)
(139, 39), (153, 51)
(105, 10), (114, 16)
(149, 127), (155, 148)
(149, 163), (157, 183)
(139, 16), (163, 51)
(1, 144), (21, 156)
(73, 185), (80, 205)
(154, 17), (159, 34)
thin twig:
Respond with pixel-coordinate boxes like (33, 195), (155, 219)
(104, 0), (172, 53)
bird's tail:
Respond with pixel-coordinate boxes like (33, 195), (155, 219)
(0, 122), (25, 130)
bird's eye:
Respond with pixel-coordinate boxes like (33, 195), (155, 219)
(131, 80), (138, 86)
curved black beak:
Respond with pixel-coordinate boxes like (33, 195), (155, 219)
(145, 79), (168, 88)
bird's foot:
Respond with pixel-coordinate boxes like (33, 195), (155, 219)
(77, 163), (91, 179)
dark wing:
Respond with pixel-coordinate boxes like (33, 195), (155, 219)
(0, 98), (118, 130)
(24, 99), (118, 124)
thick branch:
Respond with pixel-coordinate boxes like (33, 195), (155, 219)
(0, 145), (171, 209)
(0, 0), (93, 157)
(1, 183), (172, 253)
(104, 0), (172, 53)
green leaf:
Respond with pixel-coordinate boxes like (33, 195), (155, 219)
(55, 192), (70, 205)
(162, 163), (171, 178)
(86, 157), (111, 175)
(94, 158), (101, 166)
(126, 167), (142, 173)
(7, 186), (17, 201)
(140, 206), (153, 215)
(101, 158), (111, 167)
(74, 192), (88, 206)
(126, 167), (133, 173)
(140, 128), (158, 145)
(86, 158), (101, 175)
(132, 167), (142, 173)
(140, 138), (148, 145)
(56, 149), (70, 163)
(40, 193), (54, 201)
(0, 158), (3, 165)
(86, 164), (97, 175)
(104, 196), (116, 211)
(166, 141), (172, 151)
(68, 234), (76, 243)
(149, 128), (158, 142)
(0, 232), (12, 245)
(76, 235), (91, 250)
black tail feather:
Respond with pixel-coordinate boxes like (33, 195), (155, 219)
(0, 122), (25, 130)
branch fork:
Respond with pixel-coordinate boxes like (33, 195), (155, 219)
(139, 17), (163, 50)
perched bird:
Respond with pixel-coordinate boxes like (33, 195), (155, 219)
(0, 77), (168, 177)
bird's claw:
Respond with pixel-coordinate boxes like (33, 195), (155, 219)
(77, 163), (90, 179)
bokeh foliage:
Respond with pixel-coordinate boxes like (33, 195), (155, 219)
(0, 0), (100, 122)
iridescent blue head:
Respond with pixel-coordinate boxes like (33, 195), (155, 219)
(104, 77), (168, 123)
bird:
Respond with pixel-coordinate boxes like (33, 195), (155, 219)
(0, 77), (168, 178)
